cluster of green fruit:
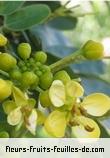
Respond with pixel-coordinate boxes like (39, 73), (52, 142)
(0, 33), (107, 138)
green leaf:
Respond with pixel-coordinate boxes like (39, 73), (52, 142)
(48, 16), (77, 30)
(5, 4), (51, 31)
(0, 1), (24, 15)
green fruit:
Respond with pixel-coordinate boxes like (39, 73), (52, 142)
(40, 71), (53, 89)
(3, 100), (17, 114)
(0, 53), (17, 71)
(21, 71), (38, 88)
(40, 90), (52, 107)
(82, 40), (104, 60)
(0, 131), (9, 138)
(10, 69), (22, 80)
(0, 34), (7, 46)
(17, 43), (31, 60)
(44, 110), (66, 138)
(34, 51), (47, 64)
(0, 79), (12, 101)
(53, 70), (71, 84)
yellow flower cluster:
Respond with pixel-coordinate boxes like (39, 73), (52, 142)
(43, 80), (110, 138)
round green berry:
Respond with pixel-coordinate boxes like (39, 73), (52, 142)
(40, 71), (53, 89)
(82, 40), (104, 60)
(17, 43), (31, 60)
(34, 51), (47, 64)
(21, 71), (38, 88)
(53, 70), (71, 84)
(40, 90), (52, 107)
(9, 69), (22, 80)
(0, 53), (17, 71)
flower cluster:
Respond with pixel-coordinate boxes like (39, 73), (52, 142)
(0, 33), (108, 138)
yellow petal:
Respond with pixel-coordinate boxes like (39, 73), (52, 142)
(49, 80), (66, 107)
(44, 110), (66, 138)
(81, 93), (110, 116)
(66, 80), (84, 97)
(72, 116), (100, 138)
(12, 86), (27, 107)
(7, 107), (22, 126)
(26, 109), (37, 135)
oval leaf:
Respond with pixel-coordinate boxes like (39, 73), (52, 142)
(0, 1), (24, 15)
(5, 4), (51, 31)
(48, 16), (77, 30)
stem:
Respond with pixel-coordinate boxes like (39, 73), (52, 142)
(50, 50), (85, 73)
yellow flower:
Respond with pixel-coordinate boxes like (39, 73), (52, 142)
(4, 86), (38, 135)
(71, 93), (110, 138)
(49, 80), (84, 108)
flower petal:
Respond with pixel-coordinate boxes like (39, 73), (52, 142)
(26, 109), (37, 135)
(49, 80), (66, 107)
(66, 80), (84, 97)
(12, 86), (27, 107)
(44, 110), (66, 138)
(71, 116), (100, 138)
(7, 107), (22, 126)
(81, 93), (110, 116)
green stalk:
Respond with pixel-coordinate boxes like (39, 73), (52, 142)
(50, 50), (85, 73)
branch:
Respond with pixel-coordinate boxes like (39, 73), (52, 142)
(49, 50), (85, 73)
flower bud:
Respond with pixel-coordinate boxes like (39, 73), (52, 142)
(0, 34), (7, 46)
(34, 51), (47, 64)
(21, 71), (39, 88)
(0, 79), (12, 101)
(17, 43), (31, 60)
(82, 40), (104, 60)
(0, 53), (17, 71)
